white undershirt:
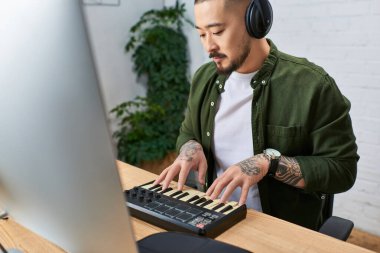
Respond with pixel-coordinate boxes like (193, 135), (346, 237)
(212, 71), (262, 211)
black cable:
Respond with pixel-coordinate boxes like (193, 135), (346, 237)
(0, 242), (8, 253)
(0, 209), (9, 253)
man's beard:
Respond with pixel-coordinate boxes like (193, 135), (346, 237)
(209, 39), (251, 76)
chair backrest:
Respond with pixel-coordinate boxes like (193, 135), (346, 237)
(319, 194), (354, 241)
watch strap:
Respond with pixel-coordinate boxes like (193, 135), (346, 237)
(267, 157), (279, 177)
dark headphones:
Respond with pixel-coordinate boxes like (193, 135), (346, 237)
(245, 0), (273, 39)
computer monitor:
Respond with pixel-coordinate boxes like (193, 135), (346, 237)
(0, 1), (138, 252)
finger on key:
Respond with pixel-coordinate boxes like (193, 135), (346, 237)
(210, 177), (231, 200)
(153, 166), (170, 185)
(162, 164), (180, 190)
(219, 180), (239, 204)
(177, 166), (191, 191)
(206, 177), (219, 196)
(238, 184), (250, 206)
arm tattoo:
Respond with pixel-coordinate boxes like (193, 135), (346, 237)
(179, 140), (203, 162)
(276, 156), (303, 186)
(237, 154), (269, 176)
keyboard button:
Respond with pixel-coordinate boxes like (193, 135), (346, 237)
(187, 208), (203, 216)
(164, 208), (182, 218)
(175, 212), (194, 222)
(175, 204), (191, 212)
(155, 205), (172, 214)
(201, 212), (212, 218)
(144, 202), (161, 210)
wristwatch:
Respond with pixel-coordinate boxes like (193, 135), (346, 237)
(263, 148), (281, 177)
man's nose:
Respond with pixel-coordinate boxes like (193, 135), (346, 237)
(204, 36), (218, 53)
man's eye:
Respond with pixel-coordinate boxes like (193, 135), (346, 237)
(199, 34), (206, 38)
(213, 30), (224, 35)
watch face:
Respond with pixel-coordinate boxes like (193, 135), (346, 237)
(265, 148), (281, 157)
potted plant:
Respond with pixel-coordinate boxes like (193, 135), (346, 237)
(111, 2), (192, 171)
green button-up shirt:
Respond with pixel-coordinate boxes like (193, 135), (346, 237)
(176, 39), (359, 230)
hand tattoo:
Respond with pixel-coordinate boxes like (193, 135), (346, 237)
(237, 154), (269, 176)
(276, 156), (303, 186)
(179, 140), (203, 162)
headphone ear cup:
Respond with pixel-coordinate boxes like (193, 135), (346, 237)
(245, 0), (273, 39)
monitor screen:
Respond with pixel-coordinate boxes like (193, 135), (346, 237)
(0, 1), (138, 252)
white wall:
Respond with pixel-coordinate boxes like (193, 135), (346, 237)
(83, 0), (164, 127)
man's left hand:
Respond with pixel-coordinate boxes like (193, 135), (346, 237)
(206, 154), (270, 206)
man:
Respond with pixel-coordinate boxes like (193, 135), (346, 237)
(154, 0), (359, 230)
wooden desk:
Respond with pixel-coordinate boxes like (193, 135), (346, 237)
(118, 161), (374, 253)
(0, 161), (375, 253)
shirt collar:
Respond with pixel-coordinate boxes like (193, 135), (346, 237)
(214, 38), (279, 93)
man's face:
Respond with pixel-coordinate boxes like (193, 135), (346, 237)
(194, 0), (251, 75)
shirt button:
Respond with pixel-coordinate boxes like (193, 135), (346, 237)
(262, 80), (266, 84)
(210, 101), (215, 107)
(206, 132), (211, 137)
(219, 84), (222, 89)
(216, 80), (220, 84)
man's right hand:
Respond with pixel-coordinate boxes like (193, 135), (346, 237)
(153, 140), (207, 191)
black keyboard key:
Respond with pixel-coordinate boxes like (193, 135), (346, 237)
(176, 192), (189, 199)
(211, 203), (225, 211)
(169, 190), (183, 197)
(186, 195), (200, 203)
(148, 184), (161, 190)
(153, 186), (162, 192)
(160, 187), (173, 194)
(192, 197), (207, 205)
(199, 199), (213, 207)
(219, 205), (233, 214)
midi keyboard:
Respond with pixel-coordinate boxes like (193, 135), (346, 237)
(125, 181), (247, 238)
